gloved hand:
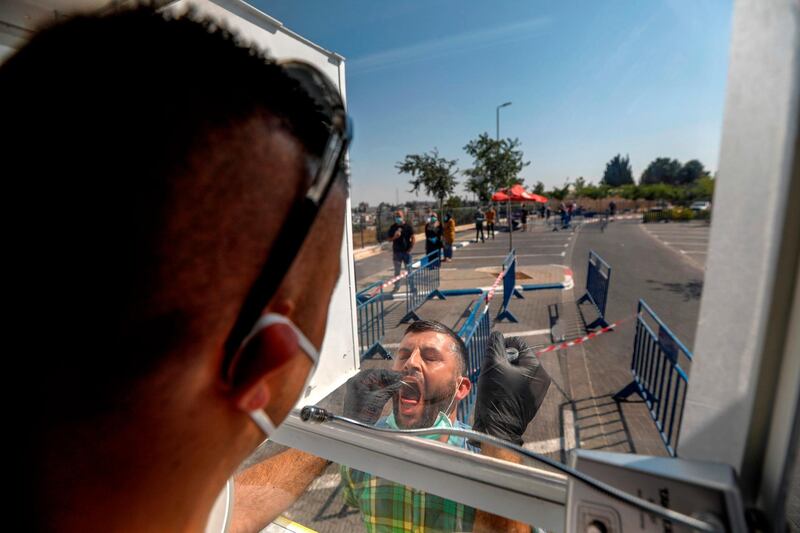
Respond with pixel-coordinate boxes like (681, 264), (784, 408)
(343, 368), (404, 424)
(473, 332), (551, 445)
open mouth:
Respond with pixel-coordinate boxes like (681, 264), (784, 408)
(399, 379), (422, 408)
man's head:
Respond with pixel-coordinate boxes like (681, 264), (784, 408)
(3, 7), (347, 525)
(394, 210), (405, 223)
(391, 320), (471, 429)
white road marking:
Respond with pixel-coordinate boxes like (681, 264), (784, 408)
(524, 409), (576, 454)
(523, 437), (563, 454)
(648, 233), (709, 238)
(454, 253), (565, 259)
(503, 328), (551, 337)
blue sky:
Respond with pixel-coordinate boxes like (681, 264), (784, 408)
(253, 1), (733, 205)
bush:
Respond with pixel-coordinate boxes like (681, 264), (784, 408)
(670, 207), (694, 221)
(694, 209), (712, 221)
(642, 207), (702, 223)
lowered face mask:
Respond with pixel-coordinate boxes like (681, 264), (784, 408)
(387, 379), (461, 444)
(243, 313), (320, 437)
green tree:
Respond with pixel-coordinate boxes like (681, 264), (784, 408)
(690, 175), (715, 200)
(618, 184), (640, 201)
(602, 154), (634, 186)
(396, 149), (459, 213)
(532, 181), (546, 195)
(639, 183), (679, 201)
(572, 177), (589, 198)
(641, 157), (682, 185)
(357, 201), (369, 213)
(444, 196), (463, 209)
(463, 133), (530, 201)
(548, 184), (570, 201)
(676, 159), (707, 185)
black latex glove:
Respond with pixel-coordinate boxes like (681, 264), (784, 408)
(343, 368), (404, 424)
(473, 332), (552, 445)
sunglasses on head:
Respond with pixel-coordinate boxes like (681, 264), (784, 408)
(222, 60), (353, 370)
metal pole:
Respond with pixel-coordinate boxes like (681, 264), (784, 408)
(508, 199), (512, 252)
(497, 101), (512, 252)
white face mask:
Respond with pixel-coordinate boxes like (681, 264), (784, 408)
(243, 313), (320, 437)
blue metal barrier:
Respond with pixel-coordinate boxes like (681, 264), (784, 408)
(356, 284), (390, 360)
(457, 302), (491, 425)
(614, 300), (692, 457)
(457, 292), (485, 338)
(496, 249), (524, 323)
(356, 280), (383, 304)
(578, 250), (611, 329)
(400, 250), (446, 323)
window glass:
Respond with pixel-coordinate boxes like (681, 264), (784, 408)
(239, 1), (735, 530)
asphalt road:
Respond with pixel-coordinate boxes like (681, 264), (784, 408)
(639, 221), (711, 270)
(277, 217), (710, 532)
(571, 219), (705, 349)
(356, 218), (706, 350)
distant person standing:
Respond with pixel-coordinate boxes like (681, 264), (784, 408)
(443, 212), (456, 262)
(486, 204), (496, 239)
(559, 202), (568, 229)
(521, 206), (529, 232)
(608, 200), (617, 221)
(388, 210), (415, 294)
(424, 212), (444, 267)
(474, 207), (486, 243)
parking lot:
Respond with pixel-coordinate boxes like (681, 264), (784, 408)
(270, 215), (710, 532)
(640, 220), (711, 270)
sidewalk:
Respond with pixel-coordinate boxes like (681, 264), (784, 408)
(352, 223), (475, 261)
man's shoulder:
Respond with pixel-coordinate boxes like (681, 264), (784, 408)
(454, 419), (472, 431)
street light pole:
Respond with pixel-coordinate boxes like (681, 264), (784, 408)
(496, 101), (511, 141)
(496, 101), (512, 251)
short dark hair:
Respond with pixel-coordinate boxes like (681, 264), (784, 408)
(1, 7), (332, 408)
(403, 320), (468, 376)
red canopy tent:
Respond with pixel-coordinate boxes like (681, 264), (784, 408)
(491, 190), (511, 202)
(492, 184), (548, 203)
(490, 184), (548, 250)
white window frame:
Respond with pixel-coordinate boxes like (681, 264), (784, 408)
(2, 0), (797, 529)
(273, 1), (800, 530)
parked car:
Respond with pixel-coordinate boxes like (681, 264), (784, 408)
(690, 200), (712, 211)
(648, 201), (673, 211)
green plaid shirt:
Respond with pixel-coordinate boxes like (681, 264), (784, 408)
(340, 416), (476, 533)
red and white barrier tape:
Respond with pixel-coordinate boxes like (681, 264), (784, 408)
(534, 315), (634, 355)
(484, 268), (507, 305)
(368, 270), (409, 297)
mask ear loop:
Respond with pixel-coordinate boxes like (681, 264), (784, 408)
(240, 313), (321, 437)
(443, 378), (462, 416)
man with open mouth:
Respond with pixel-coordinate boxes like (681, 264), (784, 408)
(340, 319), (478, 532)
(337, 317), (552, 532)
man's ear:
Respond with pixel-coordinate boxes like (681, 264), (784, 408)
(224, 320), (299, 412)
(455, 376), (472, 403)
